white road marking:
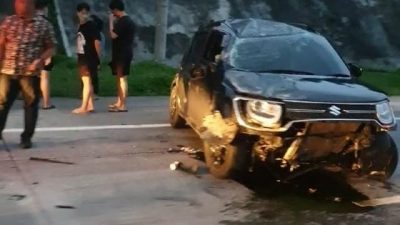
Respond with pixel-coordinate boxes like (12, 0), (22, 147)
(3, 124), (171, 133)
(353, 195), (400, 207)
(2, 118), (400, 133)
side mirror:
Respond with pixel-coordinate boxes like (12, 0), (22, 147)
(348, 63), (363, 77)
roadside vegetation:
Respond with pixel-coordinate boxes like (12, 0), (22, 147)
(360, 70), (400, 96)
(50, 55), (400, 97)
(51, 55), (176, 97)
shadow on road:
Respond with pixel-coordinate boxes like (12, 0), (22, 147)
(234, 167), (373, 214)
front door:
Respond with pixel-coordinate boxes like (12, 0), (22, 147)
(186, 30), (225, 130)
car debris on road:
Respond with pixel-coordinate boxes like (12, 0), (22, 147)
(169, 161), (199, 175)
(8, 194), (26, 201)
(55, 205), (76, 209)
(29, 157), (75, 165)
(167, 146), (203, 160)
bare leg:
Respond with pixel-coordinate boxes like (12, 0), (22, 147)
(87, 89), (94, 112)
(73, 76), (92, 114)
(109, 77), (122, 108)
(40, 70), (51, 108)
(118, 76), (128, 110)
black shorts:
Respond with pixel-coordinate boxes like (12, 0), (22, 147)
(78, 56), (98, 78)
(109, 53), (133, 77)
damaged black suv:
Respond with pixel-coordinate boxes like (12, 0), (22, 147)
(169, 19), (398, 180)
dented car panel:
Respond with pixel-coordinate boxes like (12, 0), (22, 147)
(169, 18), (398, 179)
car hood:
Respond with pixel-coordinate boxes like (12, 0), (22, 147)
(224, 70), (387, 103)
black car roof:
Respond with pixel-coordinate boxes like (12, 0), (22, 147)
(204, 19), (312, 38)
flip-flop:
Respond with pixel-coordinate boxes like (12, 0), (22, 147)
(42, 105), (56, 110)
(108, 104), (118, 109)
(108, 108), (128, 113)
(72, 108), (89, 114)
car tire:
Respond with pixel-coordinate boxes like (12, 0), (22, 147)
(169, 84), (186, 128)
(204, 139), (251, 179)
(358, 133), (398, 179)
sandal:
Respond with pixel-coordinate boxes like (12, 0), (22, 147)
(42, 105), (56, 110)
(108, 104), (119, 109)
(108, 107), (128, 113)
(72, 108), (89, 114)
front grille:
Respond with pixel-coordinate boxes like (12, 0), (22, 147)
(284, 101), (377, 121)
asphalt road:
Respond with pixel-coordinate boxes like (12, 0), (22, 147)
(0, 97), (400, 225)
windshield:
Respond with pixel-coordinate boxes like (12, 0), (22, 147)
(227, 33), (351, 76)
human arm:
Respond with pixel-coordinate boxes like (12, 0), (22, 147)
(0, 18), (7, 67)
(95, 39), (101, 60)
(28, 22), (56, 72)
(109, 14), (118, 39)
(0, 29), (5, 65)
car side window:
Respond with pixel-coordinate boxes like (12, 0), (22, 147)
(186, 32), (208, 64)
(204, 31), (224, 63)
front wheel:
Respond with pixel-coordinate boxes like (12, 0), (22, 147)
(204, 140), (251, 179)
(357, 133), (398, 179)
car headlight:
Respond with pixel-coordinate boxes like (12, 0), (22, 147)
(246, 100), (283, 128)
(376, 102), (394, 125)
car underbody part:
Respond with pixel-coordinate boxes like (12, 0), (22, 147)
(282, 137), (303, 171)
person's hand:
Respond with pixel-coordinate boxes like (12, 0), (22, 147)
(109, 13), (115, 24)
(27, 59), (43, 72)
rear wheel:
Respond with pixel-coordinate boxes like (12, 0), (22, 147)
(169, 84), (186, 128)
(357, 133), (398, 179)
(204, 139), (251, 179)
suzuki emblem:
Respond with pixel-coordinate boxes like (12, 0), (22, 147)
(328, 105), (342, 116)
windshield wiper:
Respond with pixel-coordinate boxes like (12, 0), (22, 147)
(325, 73), (351, 77)
(257, 70), (315, 75)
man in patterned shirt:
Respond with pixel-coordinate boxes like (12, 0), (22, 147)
(0, 0), (56, 149)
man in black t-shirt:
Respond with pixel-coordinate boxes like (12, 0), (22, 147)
(108, 0), (135, 112)
(73, 2), (101, 114)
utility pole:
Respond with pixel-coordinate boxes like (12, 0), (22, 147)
(154, 0), (169, 62)
(53, 0), (72, 57)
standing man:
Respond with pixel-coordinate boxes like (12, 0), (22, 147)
(35, 0), (55, 110)
(0, 0), (56, 148)
(73, 2), (101, 114)
(108, 0), (135, 112)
